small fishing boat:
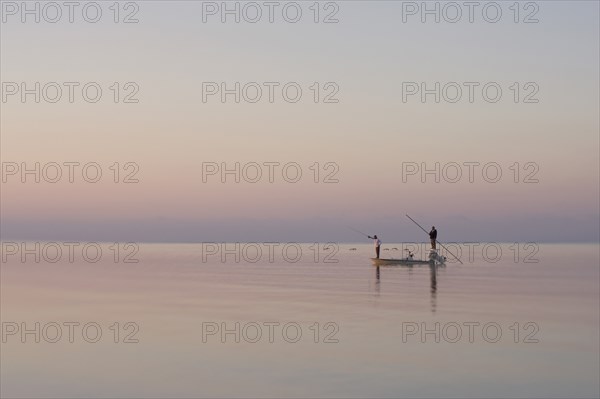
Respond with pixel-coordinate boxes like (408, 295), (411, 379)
(350, 214), (460, 267)
(371, 257), (433, 265)
(372, 249), (446, 266)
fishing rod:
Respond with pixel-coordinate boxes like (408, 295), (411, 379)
(405, 214), (463, 264)
(347, 226), (371, 238)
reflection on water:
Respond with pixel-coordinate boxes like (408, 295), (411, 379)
(430, 264), (437, 313)
(1, 243), (599, 398)
(373, 262), (440, 313)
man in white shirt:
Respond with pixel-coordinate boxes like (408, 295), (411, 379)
(367, 234), (382, 258)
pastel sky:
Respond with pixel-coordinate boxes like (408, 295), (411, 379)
(1, 1), (598, 242)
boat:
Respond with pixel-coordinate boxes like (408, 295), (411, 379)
(371, 249), (446, 266)
(371, 257), (433, 265)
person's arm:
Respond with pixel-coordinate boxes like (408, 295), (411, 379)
(367, 236), (373, 239)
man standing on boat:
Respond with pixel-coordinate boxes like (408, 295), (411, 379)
(429, 226), (437, 250)
(367, 234), (382, 258)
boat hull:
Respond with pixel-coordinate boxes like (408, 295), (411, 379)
(371, 258), (433, 265)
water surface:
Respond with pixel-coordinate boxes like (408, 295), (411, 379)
(1, 243), (598, 398)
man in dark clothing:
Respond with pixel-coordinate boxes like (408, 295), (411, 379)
(429, 226), (437, 250)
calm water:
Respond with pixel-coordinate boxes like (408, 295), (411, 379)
(1, 243), (598, 398)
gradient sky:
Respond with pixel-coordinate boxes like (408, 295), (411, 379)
(1, 1), (599, 242)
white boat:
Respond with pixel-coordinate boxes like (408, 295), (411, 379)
(371, 249), (446, 266)
(371, 257), (433, 265)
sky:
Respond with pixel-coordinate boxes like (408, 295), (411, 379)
(1, 0), (599, 242)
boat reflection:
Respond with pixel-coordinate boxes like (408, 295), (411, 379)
(372, 262), (443, 313)
(430, 263), (437, 313)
